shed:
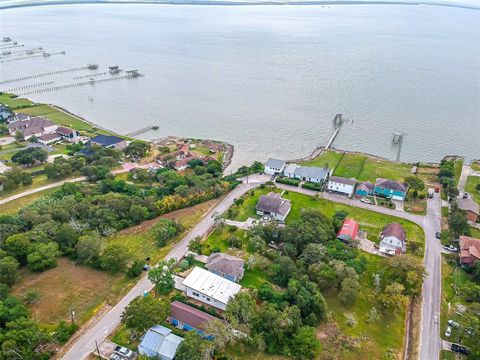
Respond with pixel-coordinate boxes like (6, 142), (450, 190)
(337, 219), (359, 244)
(138, 325), (183, 360)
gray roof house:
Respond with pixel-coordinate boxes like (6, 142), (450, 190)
(293, 166), (329, 183)
(7, 116), (58, 139)
(256, 192), (291, 222)
(138, 325), (183, 360)
(379, 223), (407, 255)
(265, 158), (286, 175)
(206, 253), (245, 282)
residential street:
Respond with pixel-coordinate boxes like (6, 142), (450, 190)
(60, 178), (263, 360)
(419, 193), (442, 360)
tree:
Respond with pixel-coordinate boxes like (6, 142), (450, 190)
(338, 277), (360, 306)
(127, 260), (144, 278)
(0, 257), (19, 286)
(332, 210), (349, 231)
(148, 259), (175, 296)
(27, 135), (38, 143)
(55, 224), (79, 254)
(204, 319), (238, 352)
(405, 176), (425, 198)
(291, 326), (319, 360)
(125, 141), (150, 158)
(14, 131), (24, 142)
(188, 236), (203, 254)
(75, 234), (104, 265)
(300, 243), (325, 266)
(100, 243), (130, 273)
(151, 219), (182, 247)
(378, 282), (407, 311)
(81, 165), (110, 182)
(286, 277), (328, 325)
(176, 331), (213, 360)
(3, 233), (31, 265)
(225, 292), (256, 331)
(11, 147), (48, 165)
(27, 242), (61, 271)
(385, 254), (425, 296)
(449, 203), (471, 238)
(121, 295), (169, 335)
(308, 263), (336, 291)
(248, 235), (267, 253)
(271, 256), (297, 286)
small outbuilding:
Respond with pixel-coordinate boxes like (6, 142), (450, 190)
(337, 219), (359, 244)
(169, 300), (216, 333)
(256, 192), (291, 222)
(138, 325), (183, 360)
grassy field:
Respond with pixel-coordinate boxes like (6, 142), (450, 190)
(465, 176), (480, 205)
(333, 153), (367, 179)
(471, 162), (480, 172)
(454, 159), (464, 186)
(11, 200), (216, 325)
(0, 188), (56, 214)
(470, 226), (480, 239)
(0, 174), (61, 200)
(301, 151), (344, 169)
(322, 253), (406, 359)
(0, 93), (34, 109)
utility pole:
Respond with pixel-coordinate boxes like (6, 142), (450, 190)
(70, 308), (75, 327)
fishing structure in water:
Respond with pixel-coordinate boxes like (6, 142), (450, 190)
(0, 64), (99, 84)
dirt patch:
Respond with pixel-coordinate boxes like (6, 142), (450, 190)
(12, 258), (114, 324)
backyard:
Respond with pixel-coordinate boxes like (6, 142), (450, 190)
(465, 176), (480, 205)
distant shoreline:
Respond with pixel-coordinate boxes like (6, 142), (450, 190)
(0, 0), (478, 11)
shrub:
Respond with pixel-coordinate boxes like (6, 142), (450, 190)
(302, 182), (323, 191)
(127, 260), (144, 278)
(276, 177), (300, 186)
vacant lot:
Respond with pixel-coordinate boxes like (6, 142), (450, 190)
(301, 151), (344, 169)
(11, 200), (217, 325)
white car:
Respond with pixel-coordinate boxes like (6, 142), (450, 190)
(445, 325), (452, 337)
(115, 346), (133, 358)
(360, 198), (373, 204)
(110, 354), (123, 360)
(448, 320), (460, 328)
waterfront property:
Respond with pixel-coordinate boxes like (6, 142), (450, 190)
(56, 126), (80, 142)
(138, 325), (183, 360)
(379, 223), (407, 255)
(90, 134), (127, 149)
(374, 178), (408, 201)
(38, 132), (62, 144)
(206, 252), (245, 282)
(182, 266), (241, 311)
(7, 116), (58, 139)
(355, 181), (374, 197)
(264, 158), (286, 175)
(327, 176), (357, 197)
(0, 104), (12, 121)
(256, 192), (291, 222)
(337, 218), (359, 244)
(457, 197), (480, 223)
(169, 300), (216, 333)
(459, 235), (480, 267)
(6, 112), (30, 123)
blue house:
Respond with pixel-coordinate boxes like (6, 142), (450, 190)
(355, 181), (374, 197)
(374, 178), (408, 200)
(169, 301), (215, 339)
(0, 105), (12, 122)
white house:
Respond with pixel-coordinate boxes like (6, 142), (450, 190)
(256, 192), (291, 222)
(327, 176), (357, 197)
(293, 166), (330, 183)
(379, 223), (407, 255)
(264, 158), (286, 175)
(283, 163), (298, 178)
(182, 267), (241, 311)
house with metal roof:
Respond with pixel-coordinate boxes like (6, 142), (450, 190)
(206, 253), (245, 282)
(379, 223), (407, 255)
(256, 192), (291, 222)
(182, 267), (241, 311)
(327, 176), (357, 197)
(265, 158), (286, 175)
(337, 218), (359, 244)
(138, 325), (183, 360)
(374, 178), (408, 200)
(90, 134), (127, 150)
(169, 301), (216, 334)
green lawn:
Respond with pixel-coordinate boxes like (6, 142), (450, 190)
(332, 153), (367, 179)
(440, 350), (458, 360)
(240, 268), (271, 289)
(454, 159), (463, 186)
(471, 162), (480, 172)
(201, 226), (248, 255)
(359, 158), (412, 183)
(0, 188), (56, 214)
(465, 176), (480, 205)
(323, 253), (406, 359)
(228, 187), (276, 221)
(281, 191), (425, 249)
(301, 151), (344, 169)
(469, 226), (480, 239)
(0, 93), (34, 109)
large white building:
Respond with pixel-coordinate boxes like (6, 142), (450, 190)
(182, 267), (241, 310)
(264, 158), (286, 175)
(327, 176), (357, 197)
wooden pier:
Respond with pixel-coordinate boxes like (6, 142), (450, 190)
(0, 51), (65, 63)
(5, 81), (55, 93)
(0, 65), (99, 85)
(126, 125), (158, 137)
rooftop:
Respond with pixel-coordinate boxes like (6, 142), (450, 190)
(265, 158), (286, 169)
(457, 197), (480, 215)
(90, 134), (125, 147)
(256, 192), (291, 216)
(170, 301), (216, 330)
(329, 176), (357, 186)
(375, 178), (408, 193)
(381, 223), (407, 243)
(293, 166), (329, 180)
(206, 252), (244, 280)
(182, 267), (241, 305)
(139, 325), (183, 360)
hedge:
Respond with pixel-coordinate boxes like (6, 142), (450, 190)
(302, 182), (323, 191)
(276, 177), (300, 186)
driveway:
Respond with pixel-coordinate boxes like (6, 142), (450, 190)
(60, 178), (265, 360)
(224, 218), (257, 230)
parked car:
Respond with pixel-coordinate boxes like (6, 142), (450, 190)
(451, 344), (470, 355)
(435, 186), (440, 193)
(360, 198), (373, 204)
(448, 319), (460, 328)
(443, 245), (458, 252)
(436, 232), (441, 239)
(445, 325), (452, 337)
(428, 188), (434, 198)
(110, 354), (123, 360)
(115, 346), (133, 358)
(463, 192), (469, 199)
(143, 264), (151, 271)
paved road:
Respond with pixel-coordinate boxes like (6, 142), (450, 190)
(0, 167), (132, 206)
(419, 192), (442, 360)
(61, 178), (263, 360)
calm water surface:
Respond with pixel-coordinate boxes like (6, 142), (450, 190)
(0, 4), (479, 169)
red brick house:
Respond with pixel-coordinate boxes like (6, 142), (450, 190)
(459, 235), (480, 267)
